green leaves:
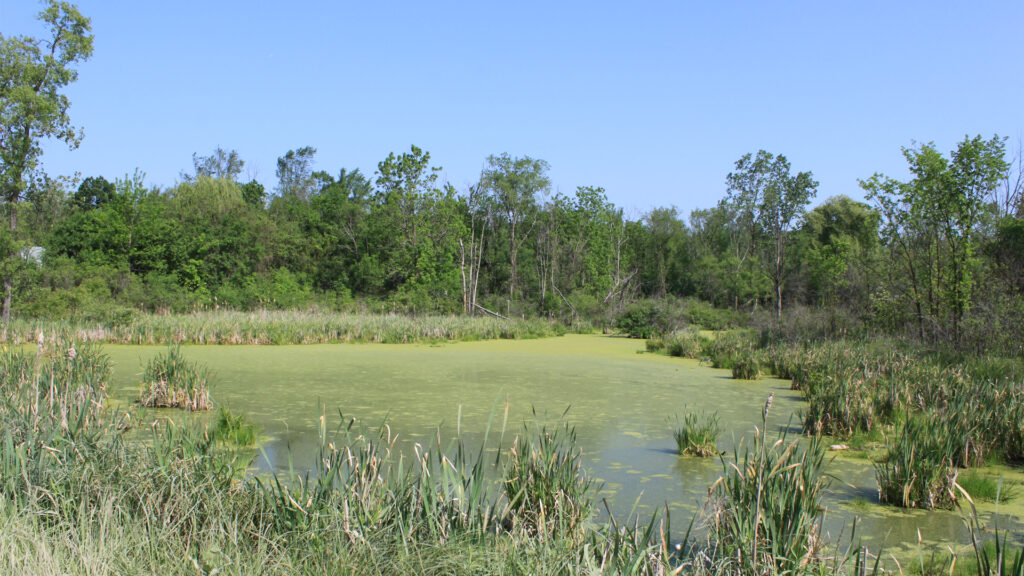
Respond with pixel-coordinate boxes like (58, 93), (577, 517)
(861, 135), (1009, 343)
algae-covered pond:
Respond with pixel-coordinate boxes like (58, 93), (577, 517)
(103, 334), (1023, 556)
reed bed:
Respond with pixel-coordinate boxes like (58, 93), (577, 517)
(758, 338), (1024, 509)
(1, 309), (565, 346)
(647, 328), (1023, 512)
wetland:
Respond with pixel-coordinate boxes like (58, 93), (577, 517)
(102, 334), (1024, 557)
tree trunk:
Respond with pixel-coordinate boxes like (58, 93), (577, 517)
(3, 205), (16, 324)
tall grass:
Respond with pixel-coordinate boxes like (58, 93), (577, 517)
(760, 338), (1024, 472)
(6, 339), (1019, 574)
(137, 344), (212, 411)
(2, 309), (565, 346)
(708, 397), (831, 575)
(672, 410), (721, 457)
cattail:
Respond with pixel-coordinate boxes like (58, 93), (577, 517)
(762, 393), (774, 422)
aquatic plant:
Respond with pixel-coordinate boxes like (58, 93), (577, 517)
(664, 329), (702, 358)
(138, 345), (212, 411)
(875, 413), (959, 509)
(709, 397), (830, 575)
(210, 407), (258, 446)
(731, 356), (762, 380)
(503, 421), (594, 538)
(672, 410), (721, 457)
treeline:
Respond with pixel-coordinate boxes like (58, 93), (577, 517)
(8, 137), (1024, 351)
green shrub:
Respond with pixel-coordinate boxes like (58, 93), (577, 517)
(615, 300), (667, 339)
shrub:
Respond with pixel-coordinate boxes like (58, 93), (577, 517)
(615, 300), (667, 339)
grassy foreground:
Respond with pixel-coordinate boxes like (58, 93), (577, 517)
(0, 309), (566, 345)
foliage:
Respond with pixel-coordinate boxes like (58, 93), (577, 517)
(862, 135), (1009, 344)
(615, 299), (668, 338)
(0, 0), (93, 322)
(725, 150), (818, 317)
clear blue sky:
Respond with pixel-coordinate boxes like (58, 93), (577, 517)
(4, 0), (1023, 218)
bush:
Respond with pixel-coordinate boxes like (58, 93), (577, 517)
(615, 300), (667, 338)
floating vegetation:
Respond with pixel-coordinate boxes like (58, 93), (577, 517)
(138, 345), (212, 411)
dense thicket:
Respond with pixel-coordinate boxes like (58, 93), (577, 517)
(6, 138), (1023, 352)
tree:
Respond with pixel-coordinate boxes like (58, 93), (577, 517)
(0, 1), (93, 322)
(861, 135), (1008, 343)
(798, 195), (880, 307)
(726, 150), (817, 316)
(459, 183), (491, 315)
(184, 147), (245, 182)
(72, 175), (116, 210)
(479, 154), (550, 306)
(276, 146), (317, 200)
(368, 146), (465, 311)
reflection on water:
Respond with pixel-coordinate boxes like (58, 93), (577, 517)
(103, 334), (1022, 553)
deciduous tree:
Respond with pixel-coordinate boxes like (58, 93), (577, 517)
(0, 1), (93, 321)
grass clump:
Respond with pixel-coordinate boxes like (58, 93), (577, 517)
(503, 422), (594, 537)
(875, 414), (959, 509)
(210, 407), (258, 446)
(138, 345), (212, 411)
(731, 355), (761, 380)
(663, 329), (701, 358)
(672, 410), (721, 457)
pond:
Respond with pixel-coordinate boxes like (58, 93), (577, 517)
(103, 334), (1023, 557)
